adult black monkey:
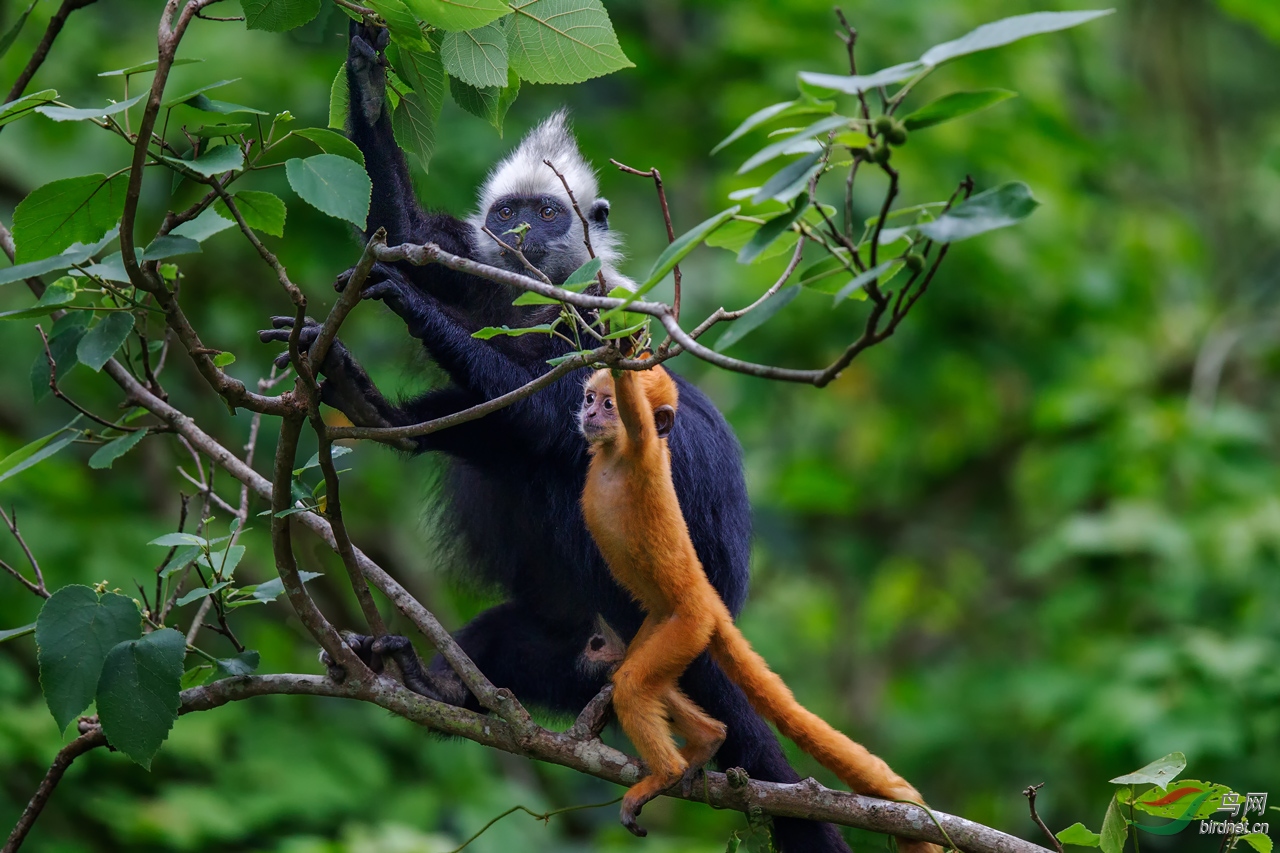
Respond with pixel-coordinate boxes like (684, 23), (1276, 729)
(259, 23), (854, 853)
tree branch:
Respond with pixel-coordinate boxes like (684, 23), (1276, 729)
(2, 0), (101, 110)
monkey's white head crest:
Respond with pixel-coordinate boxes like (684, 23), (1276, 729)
(477, 109), (600, 212)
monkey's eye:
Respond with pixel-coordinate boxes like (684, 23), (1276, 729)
(603, 398), (614, 410)
(497, 206), (515, 220)
(539, 205), (557, 221)
(585, 392), (595, 405)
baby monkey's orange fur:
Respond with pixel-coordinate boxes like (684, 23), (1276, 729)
(580, 366), (939, 853)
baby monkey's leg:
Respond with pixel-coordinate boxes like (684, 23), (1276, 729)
(665, 687), (727, 796)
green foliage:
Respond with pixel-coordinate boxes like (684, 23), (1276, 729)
(11, 173), (126, 263)
(95, 628), (186, 768)
(214, 190), (288, 236)
(285, 154), (372, 227)
(242, 0), (322, 32)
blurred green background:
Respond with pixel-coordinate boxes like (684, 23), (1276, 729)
(1, 0), (1278, 850)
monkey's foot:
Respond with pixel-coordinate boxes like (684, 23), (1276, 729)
(322, 631), (450, 702)
(620, 773), (682, 838)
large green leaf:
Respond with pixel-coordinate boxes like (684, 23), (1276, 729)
(737, 115), (847, 174)
(242, 0), (321, 30)
(1099, 795), (1129, 853)
(215, 191), (287, 237)
(448, 68), (519, 132)
(404, 0), (510, 31)
(367, 0), (429, 47)
(35, 93), (145, 122)
(0, 420), (81, 485)
(916, 182), (1039, 243)
(920, 10), (1114, 66)
(163, 144), (244, 178)
(391, 37), (447, 119)
(1056, 823), (1101, 847)
(1109, 752), (1186, 788)
(712, 97), (836, 154)
(35, 586), (142, 732)
(88, 429), (148, 470)
(629, 206), (740, 300)
(797, 62), (925, 96)
(77, 311), (135, 371)
(0, 89), (57, 128)
(285, 154), (371, 228)
(0, 228), (117, 286)
(443, 23), (509, 87)
(0, 276), (77, 320)
(12, 173), (127, 264)
(1131, 780), (1228, 819)
(393, 90), (438, 172)
(752, 152), (822, 205)
(171, 207), (237, 242)
(506, 0), (632, 84)
(737, 196), (808, 264)
(293, 127), (364, 166)
(96, 628), (186, 768)
(902, 89), (1017, 131)
(714, 286), (801, 352)
(328, 65), (349, 130)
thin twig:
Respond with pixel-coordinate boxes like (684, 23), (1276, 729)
(0, 507), (46, 598)
(35, 326), (141, 432)
(2, 0), (101, 109)
(1023, 784), (1064, 853)
(543, 159), (608, 291)
(609, 159), (681, 321)
(480, 226), (554, 285)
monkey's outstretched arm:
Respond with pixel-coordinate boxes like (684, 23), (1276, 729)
(611, 369), (655, 448)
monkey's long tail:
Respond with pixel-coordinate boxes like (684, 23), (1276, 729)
(707, 604), (940, 852)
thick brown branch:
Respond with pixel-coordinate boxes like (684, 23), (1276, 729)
(2, 728), (106, 853)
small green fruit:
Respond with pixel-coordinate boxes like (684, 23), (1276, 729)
(870, 142), (891, 164)
(873, 115), (894, 135)
(904, 252), (925, 273)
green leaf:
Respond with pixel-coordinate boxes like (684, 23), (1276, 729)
(0, 0), (39, 61)
(95, 628), (185, 769)
(797, 251), (852, 290)
(738, 196), (807, 264)
(752, 152), (822, 205)
(1099, 795), (1129, 853)
(184, 94), (268, 115)
(712, 98), (836, 154)
(450, 71), (519, 132)
(1242, 834), (1273, 853)
(200, 545), (246, 578)
(32, 315), (88, 401)
(328, 65), (349, 130)
(88, 429), (148, 470)
(206, 650), (260, 682)
(919, 10), (1114, 66)
(506, 0), (632, 83)
(35, 93), (145, 122)
(149, 532), (209, 548)
(285, 154), (371, 228)
(393, 90), (438, 171)
(292, 127), (364, 166)
(190, 122), (252, 138)
(242, 0), (320, 30)
(0, 276), (77, 320)
(77, 311), (134, 371)
(833, 260), (901, 304)
(1056, 823), (1101, 847)
(163, 79), (239, 108)
(916, 182), (1039, 243)
(472, 323), (556, 339)
(391, 38), (447, 119)
(368, 0), (430, 47)
(0, 423), (80, 485)
(902, 89), (1017, 131)
(162, 144), (244, 177)
(159, 545), (203, 578)
(0, 228), (117, 286)
(705, 216), (795, 261)
(241, 570), (323, 604)
(0, 89), (57, 127)
(35, 586), (141, 732)
(714, 286), (801, 351)
(0, 622), (36, 642)
(12, 173), (127, 264)
(737, 115), (847, 174)
(404, 0), (509, 31)
(511, 257), (600, 304)
(141, 235), (201, 260)
(443, 23), (508, 87)
(1132, 781), (1228, 819)
(212, 351), (236, 368)
(214, 191), (287, 237)
(294, 445), (352, 475)
(175, 582), (231, 606)
(99, 58), (202, 77)
(1109, 752), (1187, 788)
(628, 206), (740, 301)
(797, 61), (926, 96)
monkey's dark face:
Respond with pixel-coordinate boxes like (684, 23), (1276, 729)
(580, 383), (618, 444)
(486, 195), (573, 266)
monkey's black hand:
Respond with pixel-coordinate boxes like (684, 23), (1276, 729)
(335, 263), (438, 342)
(348, 20), (391, 127)
(257, 316), (391, 425)
(322, 632), (467, 704)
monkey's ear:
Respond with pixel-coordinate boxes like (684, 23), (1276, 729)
(589, 198), (610, 230)
(654, 404), (676, 439)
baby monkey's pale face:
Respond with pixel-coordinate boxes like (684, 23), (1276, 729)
(580, 383), (617, 443)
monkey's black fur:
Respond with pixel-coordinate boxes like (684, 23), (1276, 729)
(260, 23), (854, 853)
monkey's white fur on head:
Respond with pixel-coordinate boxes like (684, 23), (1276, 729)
(470, 109), (634, 290)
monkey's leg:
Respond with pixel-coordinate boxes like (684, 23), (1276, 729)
(664, 688), (727, 796)
(612, 609), (716, 836)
